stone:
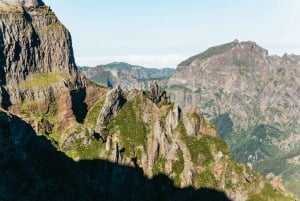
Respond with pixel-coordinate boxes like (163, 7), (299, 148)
(0, 0), (44, 8)
(0, 2), (85, 107)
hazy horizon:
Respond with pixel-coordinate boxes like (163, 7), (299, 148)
(45, 0), (300, 68)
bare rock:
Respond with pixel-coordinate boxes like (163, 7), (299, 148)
(148, 82), (167, 104)
(165, 104), (180, 136)
(0, 2), (85, 107)
(0, 0), (44, 8)
(96, 86), (126, 134)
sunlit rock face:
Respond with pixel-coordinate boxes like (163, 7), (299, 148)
(0, 0), (44, 8)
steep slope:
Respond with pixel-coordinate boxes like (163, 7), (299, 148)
(46, 86), (293, 201)
(0, 0), (101, 135)
(167, 40), (300, 198)
(0, 0), (85, 108)
(1, 108), (235, 201)
(0, 2), (294, 200)
(80, 62), (175, 90)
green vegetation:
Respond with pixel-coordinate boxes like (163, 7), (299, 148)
(172, 150), (184, 175)
(152, 156), (166, 175)
(35, 6), (55, 15)
(194, 169), (218, 188)
(203, 99), (214, 108)
(233, 59), (253, 76)
(85, 98), (105, 127)
(233, 59), (250, 68)
(251, 124), (283, 139)
(0, 5), (22, 13)
(20, 97), (58, 123)
(254, 146), (300, 199)
(194, 87), (202, 93)
(248, 183), (292, 201)
(230, 124), (283, 163)
(177, 120), (213, 164)
(107, 95), (148, 157)
(212, 113), (233, 139)
(179, 41), (238, 66)
(168, 85), (192, 93)
(68, 139), (104, 160)
(60, 125), (105, 160)
(21, 72), (67, 89)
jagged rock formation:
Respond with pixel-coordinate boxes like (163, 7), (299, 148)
(0, 0), (85, 108)
(79, 62), (175, 90)
(148, 82), (168, 104)
(95, 86), (126, 134)
(167, 40), (300, 198)
(59, 89), (293, 201)
(0, 1), (295, 200)
(0, 109), (236, 201)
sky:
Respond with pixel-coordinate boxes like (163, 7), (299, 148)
(44, 0), (300, 68)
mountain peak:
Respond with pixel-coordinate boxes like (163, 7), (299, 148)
(0, 0), (44, 8)
(179, 40), (239, 66)
(178, 40), (269, 66)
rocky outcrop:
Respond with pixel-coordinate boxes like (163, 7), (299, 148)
(95, 86), (126, 134)
(79, 91), (293, 201)
(0, 1), (86, 107)
(182, 107), (217, 137)
(0, 0), (294, 199)
(148, 82), (168, 104)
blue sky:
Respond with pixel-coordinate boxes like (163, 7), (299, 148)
(44, 0), (300, 67)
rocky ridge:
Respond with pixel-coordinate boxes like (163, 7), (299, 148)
(0, 2), (295, 201)
(59, 87), (293, 201)
(80, 62), (175, 90)
(167, 40), (300, 198)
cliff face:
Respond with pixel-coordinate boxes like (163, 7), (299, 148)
(0, 2), (85, 107)
(0, 1), (295, 200)
(58, 88), (293, 201)
(167, 40), (300, 198)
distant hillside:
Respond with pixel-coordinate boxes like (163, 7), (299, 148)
(79, 62), (175, 90)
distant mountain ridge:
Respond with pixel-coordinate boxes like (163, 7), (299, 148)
(0, 1), (295, 200)
(167, 40), (300, 198)
(79, 62), (175, 90)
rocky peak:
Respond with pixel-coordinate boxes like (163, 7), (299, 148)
(0, 0), (85, 107)
(0, 0), (44, 8)
(178, 40), (269, 68)
(236, 40), (268, 56)
(167, 40), (300, 198)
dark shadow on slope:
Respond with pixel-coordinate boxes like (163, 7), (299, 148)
(80, 160), (232, 201)
(0, 110), (232, 201)
(70, 88), (88, 123)
(0, 86), (11, 109)
(0, 28), (7, 86)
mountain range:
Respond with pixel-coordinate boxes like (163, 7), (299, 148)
(79, 62), (175, 90)
(0, 0), (296, 200)
(167, 39), (300, 198)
